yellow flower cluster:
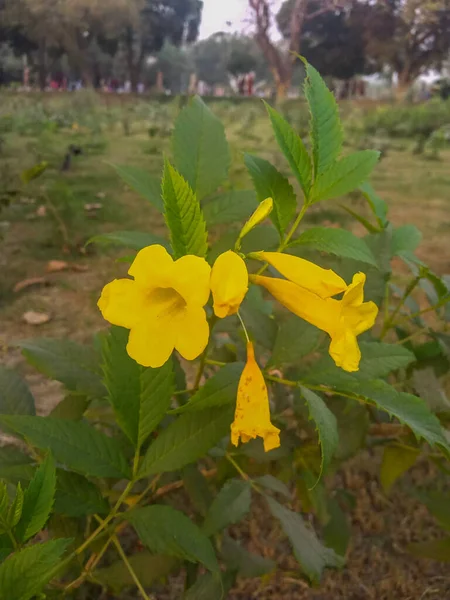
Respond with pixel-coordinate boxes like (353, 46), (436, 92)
(98, 242), (378, 453)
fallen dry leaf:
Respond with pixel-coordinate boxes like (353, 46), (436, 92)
(46, 260), (69, 273)
(13, 277), (48, 293)
(23, 311), (51, 325)
(36, 205), (47, 217)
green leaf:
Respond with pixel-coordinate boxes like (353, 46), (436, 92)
(357, 342), (416, 379)
(323, 498), (351, 557)
(1, 416), (131, 479)
(50, 395), (89, 420)
(173, 363), (243, 414)
(0, 447), (34, 484)
(111, 164), (163, 211)
(413, 368), (450, 414)
(380, 445), (420, 494)
(16, 454), (56, 542)
(18, 338), (105, 398)
(203, 190), (257, 226)
(0, 539), (70, 600)
(299, 386), (338, 482)
(270, 318), (320, 367)
(417, 491), (450, 531)
(391, 224), (422, 258)
(254, 475), (291, 499)
(139, 405), (233, 477)
(21, 161), (48, 184)
(290, 227), (377, 267)
(221, 534), (276, 578)
(240, 286), (277, 350)
(0, 366), (35, 416)
(310, 150), (380, 203)
(88, 231), (169, 251)
(184, 572), (225, 600)
(7, 484), (24, 529)
(408, 538), (450, 561)
(95, 553), (177, 593)
(264, 102), (312, 196)
(203, 479), (251, 536)
(129, 505), (219, 572)
(102, 326), (174, 447)
(303, 60), (343, 176)
(266, 496), (344, 582)
(162, 160), (208, 259)
(173, 96), (230, 200)
(359, 182), (388, 227)
(54, 470), (108, 517)
(244, 154), (297, 235)
(182, 465), (213, 517)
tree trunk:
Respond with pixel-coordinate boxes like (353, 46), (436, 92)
(124, 27), (142, 92)
(396, 68), (414, 102)
(37, 39), (47, 91)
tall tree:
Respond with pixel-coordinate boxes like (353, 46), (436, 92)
(248, 0), (350, 99)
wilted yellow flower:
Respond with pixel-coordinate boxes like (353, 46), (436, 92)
(211, 251), (248, 318)
(237, 197), (273, 244)
(98, 244), (211, 368)
(252, 271), (378, 372)
(231, 342), (280, 452)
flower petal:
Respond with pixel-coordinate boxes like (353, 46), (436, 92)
(171, 255), (211, 306)
(231, 342), (280, 452)
(128, 244), (173, 286)
(345, 301), (379, 336)
(127, 319), (176, 368)
(252, 275), (339, 334)
(98, 279), (144, 329)
(211, 251), (248, 318)
(253, 251), (347, 298)
(329, 329), (361, 372)
(343, 272), (366, 306)
(175, 305), (209, 361)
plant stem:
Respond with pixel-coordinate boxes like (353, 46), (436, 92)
(256, 202), (308, 276)
(237, 311), (250, 342)
(112, 535), (154, 600)
(6, 528), (18, 550)
(380, 276), (420, 339)
(226, 454), (261, 493)
(205, 358), (226, 367)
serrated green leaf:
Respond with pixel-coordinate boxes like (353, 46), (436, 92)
(0, 416), (131, 480)
(184, 572), (225, 600)
(0, 447), (34, 484)
(173, 96), (230, 200)
(244, 154), (297, 235)
(95, 552), (177, 593)
(111, 164), (163, 211)
(380, 445), (420, 494)
(290, 227), (377, 267)
(255, 475), (291, 499)
(182, 465), (213, 517)
(270, 318), (320, 367)
(139, 405), (233, 477)
(88, 231), (169, 251)
(102, 327), (174, 447)
(310, 150), (380, 203)
(162, 160), (208, 259)
(359, 182), (388, 227)
(173, 363), (243, 414)
(50, 395), (89, 420)
(203, 479), (251, 536)
(408, 538), (450, 561)
(357, 342), (416, 379)
(221, 534), (276, 578)
(0, 539), (70, 600)
(129, 505), (219, 572)
(416, 491), (450, 531)
(323, 497), (351, 557)
(203, 190), (257, 226)
(6, 484), (24, 529)
(266, 496), (344, 582)
(54, 470), (108, 517)
(264, 102), (312, 196)
(303, 60), (343, 176)
(17, 338), (105, 398)
(391, 224), (422, 258)
(16, 454), (56, 542)
(0, 366), (35, 416)
(299, 386), (338, 483)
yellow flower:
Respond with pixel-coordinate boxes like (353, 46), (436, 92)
(237, 197), (273, 243)
(231, 342), (280, 452)
(251, 272), (378, 373)
(211, 251), (248, 318)
(98, 244), (211, 368)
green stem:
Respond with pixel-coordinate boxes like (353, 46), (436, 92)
(205, 358), (226, 367)
(380, 276), (420, 340)
(226, 454), (261, 493)
(112, 535), (154, 600)
(6, 528), (18, 550)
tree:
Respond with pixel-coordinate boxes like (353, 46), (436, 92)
(248, 0), (350, 99)
(361, 0), (450, 95)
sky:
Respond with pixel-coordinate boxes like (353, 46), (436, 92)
(199, 0), (283, 39)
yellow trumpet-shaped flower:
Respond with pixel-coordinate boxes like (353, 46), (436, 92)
(211, 251), (248, 318)
(231, 342), (280, 452)
(251, 272), (378, 372)
(98, 244), (211, 368)
(237, 197), (273, 244)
